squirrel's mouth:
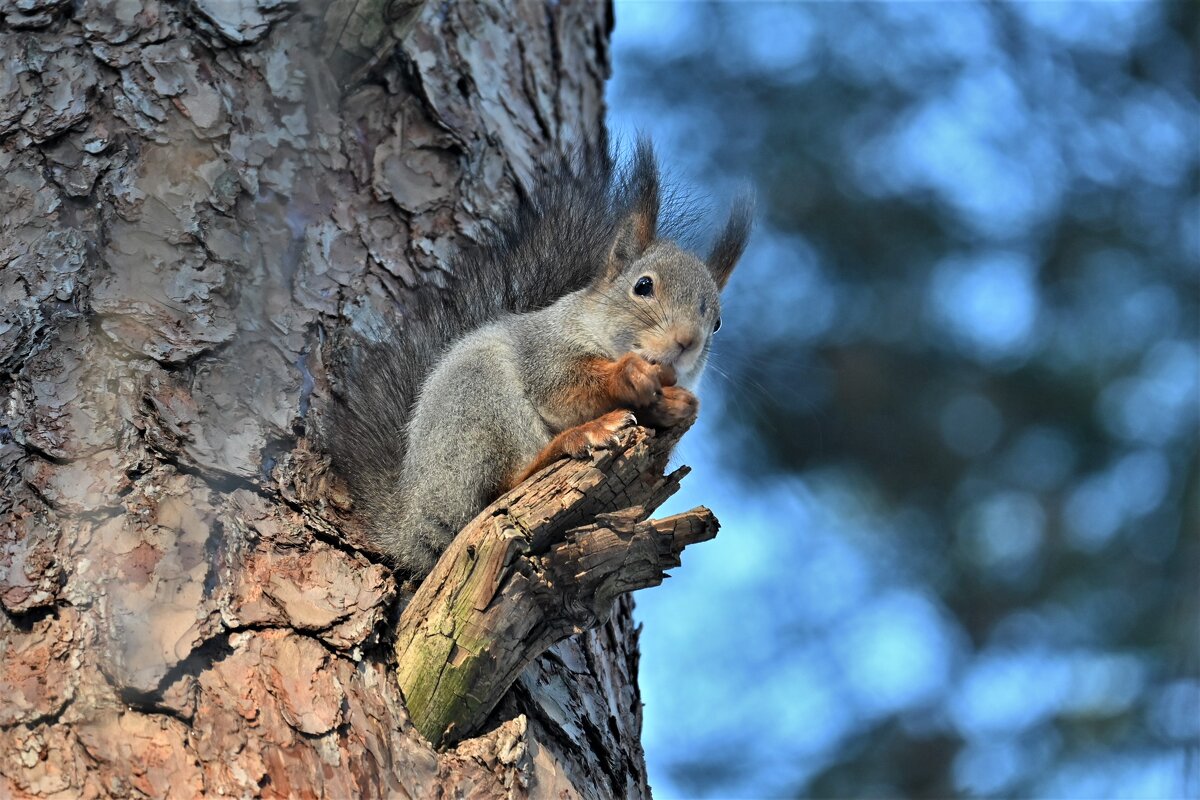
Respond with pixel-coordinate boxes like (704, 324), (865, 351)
(637, 347), (674, 369)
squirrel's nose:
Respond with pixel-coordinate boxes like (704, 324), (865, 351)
(675, 335), (697, 355)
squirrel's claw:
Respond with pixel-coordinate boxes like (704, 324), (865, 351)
(566, 410), (638, 459)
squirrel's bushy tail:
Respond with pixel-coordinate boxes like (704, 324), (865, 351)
(325, 142), (660, 528)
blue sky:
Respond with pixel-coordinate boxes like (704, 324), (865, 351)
(607, 2), (1199, 797)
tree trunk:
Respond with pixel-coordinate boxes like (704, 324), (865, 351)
(0, 1), (687, 796)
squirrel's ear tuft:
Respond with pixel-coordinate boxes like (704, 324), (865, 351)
(707, 194), (753, 289)
(605, 138), (660, 279)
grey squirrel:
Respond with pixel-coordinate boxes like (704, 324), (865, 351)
(326, 140), (750, 577)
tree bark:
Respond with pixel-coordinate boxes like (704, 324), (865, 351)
(0, 1), (704, 797)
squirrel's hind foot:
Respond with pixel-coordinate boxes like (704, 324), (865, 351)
(564, 410), (638, 457)
(510, 410), (637, 488)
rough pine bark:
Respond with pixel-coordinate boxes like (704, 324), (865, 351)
(0, 0), (689, 796)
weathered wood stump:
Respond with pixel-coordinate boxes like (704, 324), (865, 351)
(393, 416), (717, 747)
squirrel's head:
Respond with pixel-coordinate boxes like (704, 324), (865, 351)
(583, 190), (752, 388)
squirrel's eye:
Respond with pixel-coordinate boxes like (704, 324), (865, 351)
(633, 276), (654, 297)
(713, 316), (722, 333)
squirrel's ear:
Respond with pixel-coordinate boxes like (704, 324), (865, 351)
(605, 210), (654, 277)
(707, 195), (753, 289)
(604, 139), (660, 280)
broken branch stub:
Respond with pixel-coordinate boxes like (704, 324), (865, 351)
(392, 419), (718, 748)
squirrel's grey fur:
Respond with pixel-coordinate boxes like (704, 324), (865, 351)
(326, 140), (750, 576)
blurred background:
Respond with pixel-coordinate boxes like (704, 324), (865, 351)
(606, 2), (1199, 798)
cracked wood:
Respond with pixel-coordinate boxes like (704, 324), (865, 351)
(394, 419), (717, 748)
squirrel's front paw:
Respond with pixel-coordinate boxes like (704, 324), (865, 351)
(563, 410), (638, 458)
(640, 385), (698, 428)
(615, 353), (676, 407)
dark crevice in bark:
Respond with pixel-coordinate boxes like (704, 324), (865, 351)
(518, 35), (553, 143)
(1, 603), (60, 633)
(294, 350), (317, 421)
(133, 634), (234, 709)
(258, 436), (299, 483)
(201, 518), (226, 599)
(12, 441), (71, 468)
(16, 477), (64, 525)
(298, 514), (389, 568)
(544, 2), (563, 135)
(0, 696), (75, 732)
(117, 686), (198, 728)
(138, 449), (261, 497)
(580, 714), (624, 799)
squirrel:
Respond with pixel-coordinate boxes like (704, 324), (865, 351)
(325, 140), (751, 577)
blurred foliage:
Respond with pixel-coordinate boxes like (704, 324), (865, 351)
(607, 2), (1198, 798)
